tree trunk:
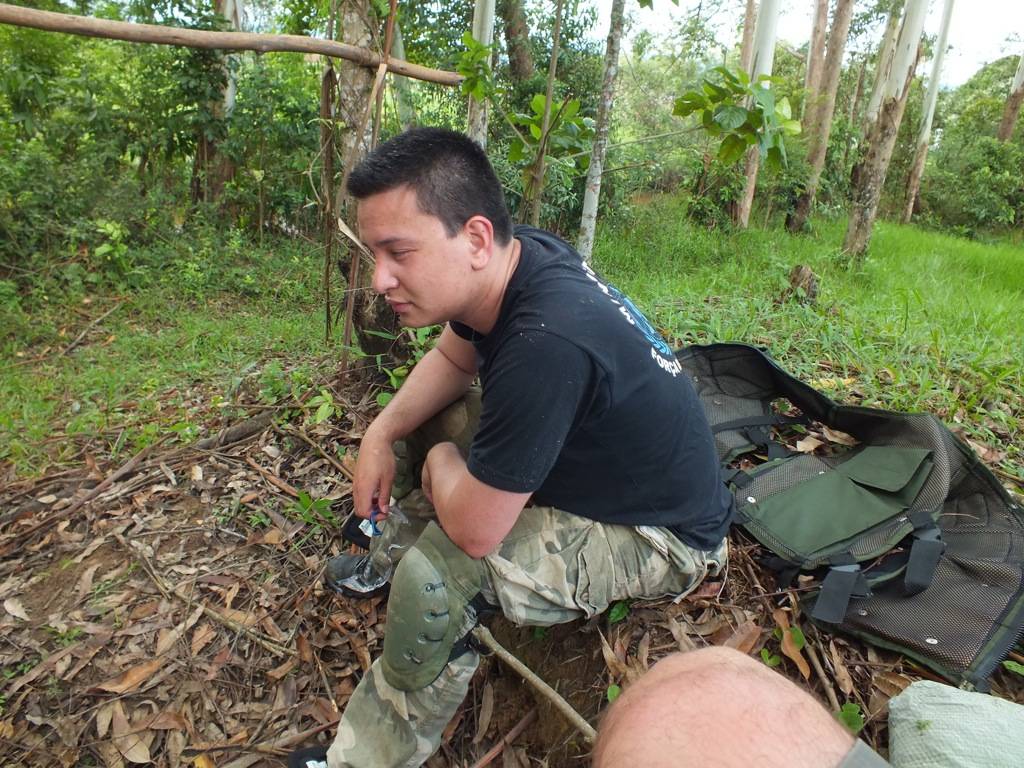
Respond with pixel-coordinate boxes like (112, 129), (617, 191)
(498, 0), (533, 83)
(390, 26), (417, 129)
(577, 0), (625, 263)
(191, 0), (243, 204)
(332, 0), (400, 360)
(468, 0), (496, 146)
(734, 0), (780, 229)
(787, 0), (854, 233)
(844, 0), (928, 260)
(802, 0), (827, 127)
(997, 52), (1024, 141)
(739, 0), (757, 74)
(321, 63), (337, 341)
(903, 0), (954, 223)
(863, 1), (904, 131)
(525, 0), (563, 228)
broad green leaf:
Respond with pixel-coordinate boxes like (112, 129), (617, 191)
(713, 105), (747, 131)
(376, 392), (393, 407)
(760, 648), (782, 667)
(607, 684), (622, 702)
(781, 119), (802, 135)
(1004, 660), (1024, 676)
(562, 99), (581, 121)
(837, 703), (865, 734)
(776, 96), (792, 120)
(530, 92), (547, 115)
(718, 133), (746, 164)
(608, 600), (629, 623)
(788, 626), (805, 651)
(314, 401), (333, 423)
(702, 80), (729, 101)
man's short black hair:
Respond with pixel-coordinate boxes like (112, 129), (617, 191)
(347, 127), (513, 245)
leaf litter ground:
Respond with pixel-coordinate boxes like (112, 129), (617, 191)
(2, 371), (1023, 768)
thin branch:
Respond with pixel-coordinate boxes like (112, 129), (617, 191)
(0, 4), (461, 86)
(471, 625), (596, 744)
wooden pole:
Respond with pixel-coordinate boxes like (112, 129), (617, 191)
(0, 4), (461, 86)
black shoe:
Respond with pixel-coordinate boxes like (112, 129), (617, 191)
(324, 553), (390, 598)
(288, 746), (328, 768)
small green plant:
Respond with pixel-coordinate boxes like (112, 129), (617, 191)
(760, 647), (782, 667)
(836, 702), (865, 734)
(606, 684), (622, 702)
(306, 388), (343, 425)
(247, 509), (271, 528)
(673, 67), (801, 166)
(456, 31), (495, 103)
(289, 491), (337, 531)
(46, 625), (84, 648)
(608, 600), (630, 624)
(531, 626), (550, 641)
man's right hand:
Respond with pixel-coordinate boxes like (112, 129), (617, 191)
(352, 427), (396, 519)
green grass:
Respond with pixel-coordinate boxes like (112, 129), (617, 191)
(0, 233), (341, 474)
(2, 204), (1021, 483)
(594, 196), (1022, 480)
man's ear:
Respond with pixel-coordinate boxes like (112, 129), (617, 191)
(463, 215), (494, 270)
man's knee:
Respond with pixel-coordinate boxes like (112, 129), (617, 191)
(381, 522), (484, 691)
(594, 647), (854, 768)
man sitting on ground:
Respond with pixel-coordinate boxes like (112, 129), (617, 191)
(318, 127), (733, 768)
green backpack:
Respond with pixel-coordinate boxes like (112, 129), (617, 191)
(677, 343), (1024, 689)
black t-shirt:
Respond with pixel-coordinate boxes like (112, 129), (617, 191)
(450, 226), (732, 551)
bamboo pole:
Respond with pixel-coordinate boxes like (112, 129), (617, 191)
(0, 4), (461, 86)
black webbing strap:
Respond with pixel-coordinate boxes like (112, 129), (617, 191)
(811, 555), (871, 624)
(723, 467), (753, 489)
(449, 594), (498, 661)
(711, 414), (809, 434)
(712, 415), (808, 461)
(903, 510), (945, 596)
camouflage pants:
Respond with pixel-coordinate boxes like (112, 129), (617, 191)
(327, 394), (728, 768)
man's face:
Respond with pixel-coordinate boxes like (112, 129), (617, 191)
(357, 185), (475, 328)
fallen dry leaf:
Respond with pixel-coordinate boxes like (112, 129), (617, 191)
(111, 701), (151, 764)
(722, 620), (762, 655)
(93, 657), (165, 694)
(266, 656), (297, 682)
(829, 640), (855, 696)
(96, 701), (116, 739)
(664, 616), (697, 652)
(822, 426), (858, 447)
(772, 609), (810, 680)
(598, 630), (629, 682)
(796, 436), (824, 454)
(297, 633), (313, 664)
(191, 624), (216, 656)
(191, 756), (216, 768)
(4, 597), (29, 621)
(473, 681), (494, 745)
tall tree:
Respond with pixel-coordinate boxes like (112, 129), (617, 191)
(902, 0), (954, 223)
(499, 0), (534, 84)
(787, 0), (855, 233)
(734, 0), (780, 229)
(803, 0), (828, 126)
(739, 0), (757, 74)
(191, 0), (244, 203)
(468, 0), (496, 146)
(577, 0), (625, 262)
(863, 0), (903, 130)
(996, 50), (1024, 141)
(844, 0), (929, 258)
(525, 0), (564, 227)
